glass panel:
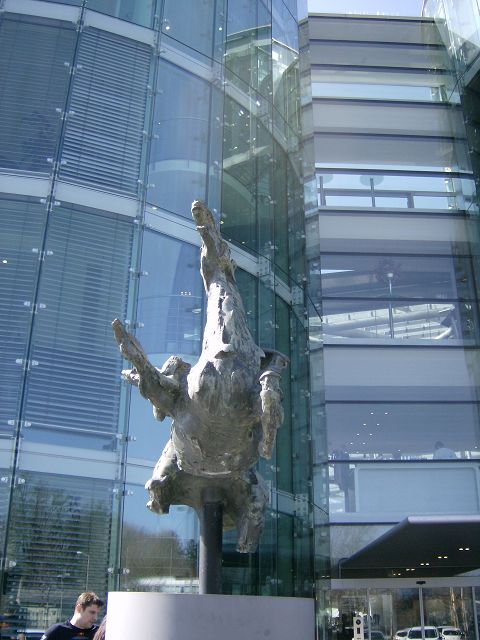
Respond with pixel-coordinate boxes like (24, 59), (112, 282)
(314, 134), (470, 171)
(87, 0), (156, 28)
(423, 587), (475, 640)
(0, 16), (76, 174)
(4, 472), (112, 630)
(323, 346), (480, 402)
(222, 97), (264, 256)
(60, 28), (151, 196)
(273, 0), (298, 51)
(309, 16), (442, 44)
(315, 254), (476, 301)
(328, 459), (480, 517)
(316, 171), (476, 212)
(318, 299), (478, 344)
(325, 402), (480, 461)
(312, 101), (463, 138)
(0, 199), (46, 437)
(22, 206), (133, 448)
(391, 589), (422, 637)
(120, 483), (198, 592)
(327, 588), (477, 631)
(328, 589), (369, 640)
(309, 41), (448, 70)
(161, 0), (222, 62)
(225, 2), (272, 99)
(312, 82), (459, 103)
(126, 231), (203, 461)
(147, 60), (210, 217)
(369, 589), (394, 640)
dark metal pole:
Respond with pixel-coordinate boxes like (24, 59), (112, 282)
(198, 489), (223, 594)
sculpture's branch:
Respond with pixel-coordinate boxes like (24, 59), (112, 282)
(191, 200), (235, 287)
(112, 319), (182, 420)
(258, 351), (289, 459)
(112, 318), (151, 371)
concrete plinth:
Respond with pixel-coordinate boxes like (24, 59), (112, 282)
(106, 591), (315, 640)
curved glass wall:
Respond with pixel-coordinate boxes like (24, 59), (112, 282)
(0, 0), (311, 633)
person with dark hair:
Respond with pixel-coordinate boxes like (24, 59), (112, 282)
(92, 616), (106, 640)
(41, 592), (104, 640)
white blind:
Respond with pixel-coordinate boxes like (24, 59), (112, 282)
(60, 27), (152, 195)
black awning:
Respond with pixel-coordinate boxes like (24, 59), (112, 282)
(340, 515), (480, 578)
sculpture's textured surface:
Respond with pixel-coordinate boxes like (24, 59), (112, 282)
(112, 201), (287, 552)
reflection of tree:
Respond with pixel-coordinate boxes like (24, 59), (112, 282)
(8, 484), (77, 601)
(121, 524), (197, 585)
(4, 478), (110, 630)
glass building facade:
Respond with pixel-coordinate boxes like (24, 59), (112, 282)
(3, 0), (480, 639)
(0, 0), (313, 634)
(301, 5), (480, 640)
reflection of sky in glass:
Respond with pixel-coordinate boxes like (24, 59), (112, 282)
(308, 0), (424, 16)
(123, 486), (198, 538)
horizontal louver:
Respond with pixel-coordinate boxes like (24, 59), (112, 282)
(0, 199), (47, 434)
(0, 14), (75, 173)
(59, 27), (152, 195)
(22, 206), (133, 441)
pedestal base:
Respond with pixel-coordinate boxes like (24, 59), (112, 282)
(106, 592), (315, 640)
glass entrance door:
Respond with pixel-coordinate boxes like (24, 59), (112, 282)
(423, 587), (476, 640)
(327, 584), (479, 640)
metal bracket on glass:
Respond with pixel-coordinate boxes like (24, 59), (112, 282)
(294, 494), (309, 518)
(15, 358), (39, 370)
(128, 268), (149, 277)
(23, 301), (47, 314)
(291, 285), (303, 306)
(31, 248), (53, 261)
